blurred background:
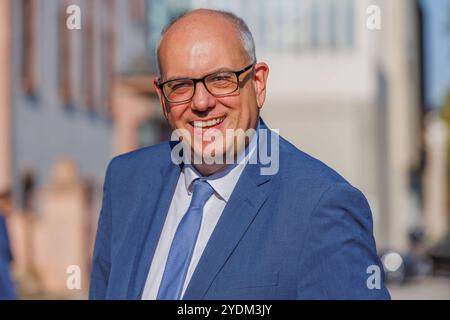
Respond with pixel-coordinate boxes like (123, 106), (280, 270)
(0, 0), (449, 299)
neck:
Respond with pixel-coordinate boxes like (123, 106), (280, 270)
(189, 146), (244, 177)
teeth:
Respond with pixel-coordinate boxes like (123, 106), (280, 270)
(192, 117), (225, 128)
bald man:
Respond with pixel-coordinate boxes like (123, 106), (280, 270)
(89, 9), (390, 300)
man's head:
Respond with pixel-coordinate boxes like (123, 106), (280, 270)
(154, 9), (269, 175)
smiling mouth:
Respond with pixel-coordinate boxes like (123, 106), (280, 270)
(190, 116), (226, 129)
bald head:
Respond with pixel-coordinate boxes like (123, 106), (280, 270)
(156, 9), (256, 77)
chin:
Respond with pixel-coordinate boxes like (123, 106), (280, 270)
(189, 142), (227, 164)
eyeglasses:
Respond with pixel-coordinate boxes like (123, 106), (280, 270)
(157, 63), (255, 103)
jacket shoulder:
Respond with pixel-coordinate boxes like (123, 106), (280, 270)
(278, 136), (348, 187)
(108, 141), (173, 173)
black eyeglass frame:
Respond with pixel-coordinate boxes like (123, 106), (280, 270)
(156, 63), (255, 103)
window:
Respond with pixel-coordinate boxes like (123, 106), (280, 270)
(21, 0), (37, 95)
(344, 0), (354, 49)
(103, 0), (115, 115)
(58, 0), (73, 106)
(128, 0), (147, 23)
(83, 0), (94, 109)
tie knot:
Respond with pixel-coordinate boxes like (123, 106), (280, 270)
(190, 179), (214, 208)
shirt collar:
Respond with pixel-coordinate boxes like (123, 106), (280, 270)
(183, 122), (259, 202)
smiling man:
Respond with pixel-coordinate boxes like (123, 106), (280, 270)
(89, 9), (390, 300)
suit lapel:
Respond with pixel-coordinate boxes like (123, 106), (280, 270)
(127, 120), (276, 299)
(127, 150), (182, 299)
(183, 133), (273, 299)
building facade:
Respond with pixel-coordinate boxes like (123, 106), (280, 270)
(3, 0), (164, 298)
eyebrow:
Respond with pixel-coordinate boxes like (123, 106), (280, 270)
(163, 66), (236, 82)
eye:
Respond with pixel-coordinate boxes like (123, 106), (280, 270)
(168, 81), (192, 91)
(210, 73), (234, 81)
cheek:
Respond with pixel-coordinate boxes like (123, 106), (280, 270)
(224, 98), (254, 124)
(167, 106), (188, 123)
(237, 96), (257, 119)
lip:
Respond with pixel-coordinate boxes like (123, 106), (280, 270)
(188, 115), (227, 136)
(189, 115), (227, 130)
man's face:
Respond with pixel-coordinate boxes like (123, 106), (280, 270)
(155, 12), (268, 165)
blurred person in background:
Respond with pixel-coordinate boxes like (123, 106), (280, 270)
(0, 190), (17, 300)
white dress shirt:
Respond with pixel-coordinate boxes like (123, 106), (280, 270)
(142, 130), (258, 300)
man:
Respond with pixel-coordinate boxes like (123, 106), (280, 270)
(0, 190), (17, 300)
(90, 9), (390, 299)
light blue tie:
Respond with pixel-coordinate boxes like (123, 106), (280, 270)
(157, 179), (214, 300)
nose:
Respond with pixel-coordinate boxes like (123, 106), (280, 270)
(191, 81), (215, 112)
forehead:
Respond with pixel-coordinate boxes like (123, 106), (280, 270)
(159, 13), (247, 78)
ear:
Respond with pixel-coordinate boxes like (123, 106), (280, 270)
(154, 76), (169, 118)
(252, 62), (269, 109)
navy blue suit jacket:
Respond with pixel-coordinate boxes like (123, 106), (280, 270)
(89, 120), (390, 299)
(0, 214), (16, 299)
